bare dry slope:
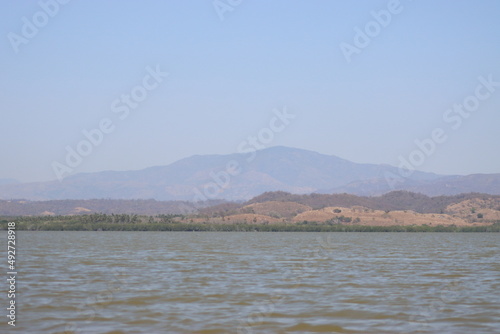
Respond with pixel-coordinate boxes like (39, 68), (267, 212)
(445, 198), (500, 222)
(292, 206), (475, 226)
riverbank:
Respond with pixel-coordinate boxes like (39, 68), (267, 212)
(2, 217), (499, 232)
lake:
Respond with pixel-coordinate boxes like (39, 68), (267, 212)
(3, 232), (500, 333)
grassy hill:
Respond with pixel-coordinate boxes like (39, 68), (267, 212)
(2, 191), (499, 229)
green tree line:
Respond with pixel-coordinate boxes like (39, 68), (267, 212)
(1, 215), (499, 232)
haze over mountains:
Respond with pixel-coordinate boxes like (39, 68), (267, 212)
(0, 146), (499, 201)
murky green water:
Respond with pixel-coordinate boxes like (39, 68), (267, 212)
(2, 232), (500, 333)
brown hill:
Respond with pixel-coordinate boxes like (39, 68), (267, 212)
(247, 191), (500, 214)
(445, 198), (500, 222)
(240, 201), (311, 219)
(2, 191), (500, 229)
(292, 206), (473, 227)
(0, 199), (221, 216)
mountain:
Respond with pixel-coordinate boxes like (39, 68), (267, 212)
(0, 146), (498, 201)
(327, 173), (500, 196)
(0, 178), (19, 185)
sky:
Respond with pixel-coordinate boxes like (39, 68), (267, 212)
(1, 0), (499, 183)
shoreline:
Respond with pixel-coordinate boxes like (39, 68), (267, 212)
(2, 220), (499, 233)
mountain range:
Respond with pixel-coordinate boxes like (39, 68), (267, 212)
(1, 146), (499, 201)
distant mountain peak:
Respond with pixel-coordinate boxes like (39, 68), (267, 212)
(0, 147), (498, 201)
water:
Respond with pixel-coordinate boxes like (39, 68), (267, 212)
(2, 232), (500, 333)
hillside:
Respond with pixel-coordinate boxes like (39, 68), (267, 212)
(2, 191), (500, 218)
(2, 191), (499, 229)
(330, 173), (500, 196)
(245, 191), (500, 213)
(192, 192), (500, 227)
(0, 199), (223, 216)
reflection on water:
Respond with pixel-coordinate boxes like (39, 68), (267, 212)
(4, 232), (500, 333)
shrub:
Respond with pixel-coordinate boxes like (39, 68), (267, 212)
(336, 215), (352, 223)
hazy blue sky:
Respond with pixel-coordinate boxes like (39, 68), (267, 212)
(1, 0), (499, 182)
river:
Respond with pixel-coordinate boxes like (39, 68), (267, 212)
(3, 231), (500, 333)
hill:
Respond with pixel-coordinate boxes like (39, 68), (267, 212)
(0, 199), (222, 216)
(193, 191), (500, 227)
(2, 191), (499, 229)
